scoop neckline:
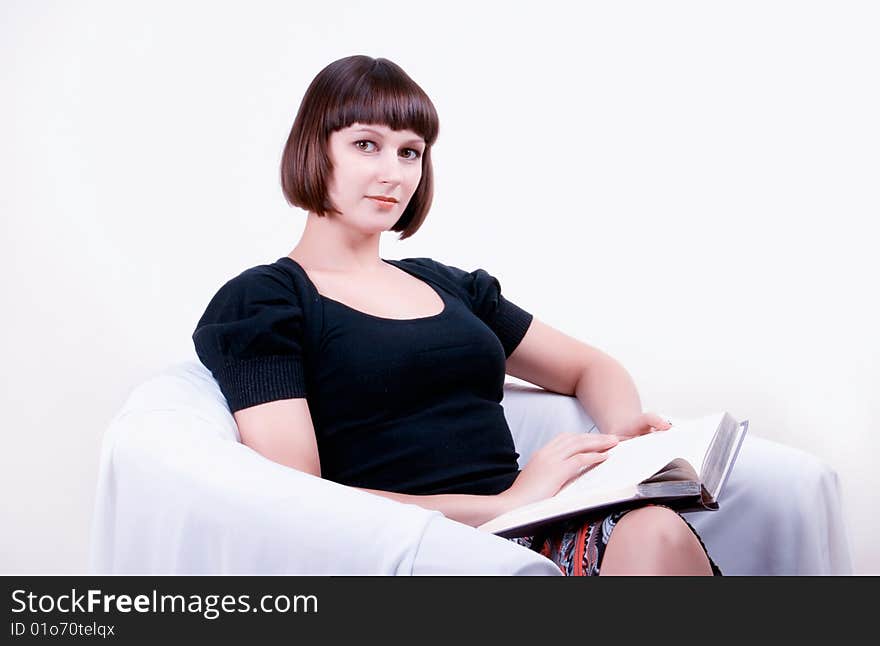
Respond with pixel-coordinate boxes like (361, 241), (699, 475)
(278, 256), (448, 323)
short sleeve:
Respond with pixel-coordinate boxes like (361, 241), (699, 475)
(192, 267), (308, 413)
(463, 267), (534, 358)
(401, 258), (534, 358)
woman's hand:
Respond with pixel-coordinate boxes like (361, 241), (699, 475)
(498, 432), (620, 512)
(605, 411), (672, 440)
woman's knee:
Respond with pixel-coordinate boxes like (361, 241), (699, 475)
(610, 505), (700, 553)
(601, 505), (713, 575)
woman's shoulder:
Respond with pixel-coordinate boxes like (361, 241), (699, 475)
(394, 256), (471, 282)
(211, 257), (318, 303)
(196, 258), (324, 332)
(395, 256), (501, 296)
(193, 259), (314, 412)
(193, 259), (323, 355)
(395, 257), (527, 338)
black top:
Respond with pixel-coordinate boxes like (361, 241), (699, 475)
(192, 256), (534, 496)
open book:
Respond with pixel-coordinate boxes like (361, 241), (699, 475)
(479, 412), (749, 538)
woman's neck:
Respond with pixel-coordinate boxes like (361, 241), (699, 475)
(289, 212), (386, 273)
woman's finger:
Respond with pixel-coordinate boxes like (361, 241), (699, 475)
(561, 451), (610, 486)
(623, 412), (672, 436)
(546, 431), (584, 450)
(548, 432), (615, 456)
(558, 434), (618, 459)
(581, 450), (610, 465)
(643, 412), (672, 432)
(573, 451), (610, 474)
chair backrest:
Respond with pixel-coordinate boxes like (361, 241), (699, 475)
(500, 382), (598, 467)
(118, 360), (240, 442)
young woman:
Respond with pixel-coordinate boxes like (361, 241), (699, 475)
(193, 55), (721, 576)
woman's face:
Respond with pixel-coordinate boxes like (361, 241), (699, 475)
(324, 122), (426, 233)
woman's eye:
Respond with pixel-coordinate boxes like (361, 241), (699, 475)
(355, 140), (422, 160)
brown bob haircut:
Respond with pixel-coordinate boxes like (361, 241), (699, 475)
(280, 55), (440, 240)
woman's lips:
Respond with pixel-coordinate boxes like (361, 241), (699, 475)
(368, 197), (397, 208)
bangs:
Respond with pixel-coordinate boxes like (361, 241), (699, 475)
(324, 62), (439, 146)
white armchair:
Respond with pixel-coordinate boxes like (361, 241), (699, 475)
(89, 360), (853, 575)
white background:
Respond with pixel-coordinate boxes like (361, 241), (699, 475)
(2, 0), (877, 573)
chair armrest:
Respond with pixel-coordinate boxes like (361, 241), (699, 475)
(89, 364), (560, 575)
(683, 434), (854, 575)
(501, 382), (854, 574)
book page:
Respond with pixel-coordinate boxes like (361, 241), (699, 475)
(554, 412), (725, 501)
(478, 412), (730, 536)
(479, 483), (640, 536)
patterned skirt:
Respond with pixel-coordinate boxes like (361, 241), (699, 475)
(507, 504), (722, 576)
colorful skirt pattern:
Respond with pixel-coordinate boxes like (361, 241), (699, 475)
(507, 504), (722, 576)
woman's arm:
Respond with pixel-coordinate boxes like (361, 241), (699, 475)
(573, 354), (642, 434)
(505, 318), (644, 434)
(235, 398), (516, 526)
(354, 433), (619, 527)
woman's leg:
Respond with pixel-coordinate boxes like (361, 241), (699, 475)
(599, 505), (714, 576)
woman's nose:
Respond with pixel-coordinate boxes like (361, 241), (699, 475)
(377, 149), (404, 183)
